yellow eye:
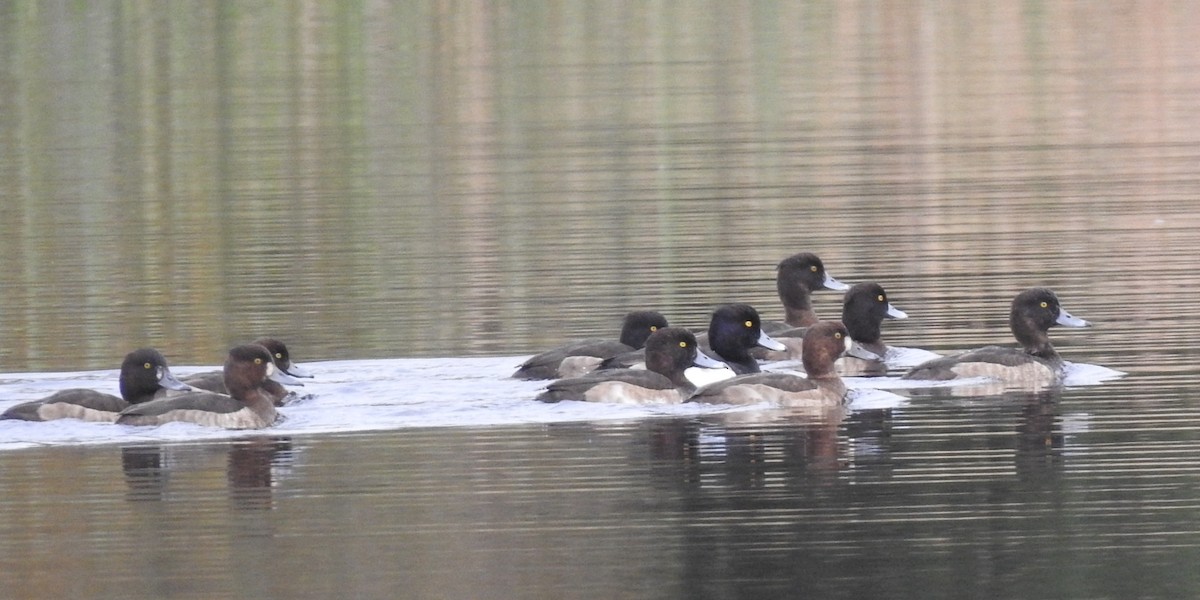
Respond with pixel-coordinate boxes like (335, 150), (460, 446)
(835, 332), (843, 339)
(744, 320), (753, 328)
(877, 294), (884, 302)
(649, 326), (658, 332)
(254, 357), (263, 365)
(678, 341), (688, 348)
(275, 352), (283, 359)
(809, 265), (818, 272)
(144, 362), (152, 369)
(1040, 301), (1048, 308)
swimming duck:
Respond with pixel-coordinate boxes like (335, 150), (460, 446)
(513, 310), (669, 380)
(1, 348), (190, 422)
(689, 321), (853, 406)
(902, 288), (1090, 386)
(117, 344), (304, 429)
(835, 282), (910, 376)
(535, 327), (726, 404)
(762, 252), (849, 333)
(166, 338), (312, 406)
(703, 304), (786, 374)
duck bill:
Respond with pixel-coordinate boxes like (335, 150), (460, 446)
(158, 367), (192, 392)
(267, 364), (306, 386)
(845, 342), (883, 361)
(756, 330), (787, 351)
(885, 303), (908, 319)
(692, 350), (728, 370)
(823, 273), (850, 291)
(284, 361), (314, 378)
(1056, 308), (1090, 328)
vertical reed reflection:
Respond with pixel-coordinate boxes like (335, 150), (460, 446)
(0, 0), (1196, 379)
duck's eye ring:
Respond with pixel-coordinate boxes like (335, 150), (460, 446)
(144, 362), (152, 369)
(254, 357), (263, 365)
(744, 320), (753, 328)
(275, 352), (283, 359)
(834, 332), (843, 339)
(809, 265), (818, 272)
(877, 294), (885, 302)
(1040, 301), (1049, 308)
(649, 326), (658, 332)
(678, 341), (688, 348)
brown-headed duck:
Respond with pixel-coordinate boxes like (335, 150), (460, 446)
(164, 338), (312, 406)
(761, 252), (849, 333)
(689, 321), (853, 407)
(117, 344), (304, 429)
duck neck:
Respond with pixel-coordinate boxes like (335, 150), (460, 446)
(1013, 316), (1060, 362)
(241, 388), (279, 420)
(806, 364), (840, 380)
(802, 349), (840, 380)
(783, 307), (820, 328)
(709, 340), (760, 375)
(120, 379), (160, 404)
(646, 354), (692, 389)
(845, 315), (882, 347)
(779, 281), (819, 327)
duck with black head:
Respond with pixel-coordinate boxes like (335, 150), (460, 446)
(689, 321), (854, 407)
(688, 304), (786, 384)
(513, 310), (669, 380)
(835, 282), (910, 376)
(762, 252), (849, 333)
(162, 338), (313, 406)
(1, 348), (190, 422)
(753, 252), (850, 361)
(118, 344), (305, 429)
(902, 287), (1091, 388)
(535, 327), (727, 404)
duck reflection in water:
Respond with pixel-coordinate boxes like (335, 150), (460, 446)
(121, 437), (295, 509)
(644, 409), (853, 492)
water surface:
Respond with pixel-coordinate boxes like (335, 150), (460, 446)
(2, 2), (1200, 598)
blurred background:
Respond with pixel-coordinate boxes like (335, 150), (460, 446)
(2, 1), (1197, 370)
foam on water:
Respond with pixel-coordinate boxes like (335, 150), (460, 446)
(0, 356), (1124, 452)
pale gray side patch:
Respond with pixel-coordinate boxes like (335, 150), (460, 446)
(582, 381), (683, 405)
(739, 382), (846, 407)
(558, 356), (603, 379)
(950, 361), (1055, 386)
(37, 403), (120, 423)
(696, 384), (774, 406)
(128, 407), (274, 429)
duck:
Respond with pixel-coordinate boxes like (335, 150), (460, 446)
(902, 287), (1090, 387)
(599, 304), (786, 386)
(117, 344), (305, 429)
(689, 321), (853, 407)
(702, 303), (786, 375)
(513, 310), (669, 380)
(535, 327), (727, 404)
(162, 338), (313, 406)
(762, 252), (849, 333)
(835, 282), (910, 376)
(1, 348), (191, 422)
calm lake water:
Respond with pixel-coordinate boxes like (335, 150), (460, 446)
(3, 1), (1200, 598)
